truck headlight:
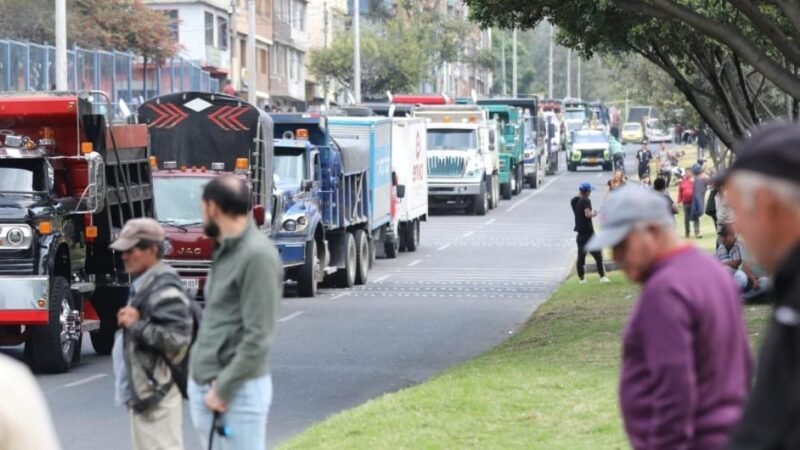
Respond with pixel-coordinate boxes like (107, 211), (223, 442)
(283, 220), (297, 232)
(604, 150), (610, 159)
(0, 224), (33, 249)
(6, 228), (25, 245)
(464, 158), (482, 178)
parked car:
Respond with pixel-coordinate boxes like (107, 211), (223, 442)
(621, 122), (645, 144)
(646, 119), (672, 143)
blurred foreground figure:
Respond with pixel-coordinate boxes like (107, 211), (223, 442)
(0, 354), (61, 450)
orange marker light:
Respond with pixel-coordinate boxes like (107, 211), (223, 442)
(235, 158), (249, 171)
(38, 221), (53, 235)
(40, 127), (55, 140)
(149, 156), (157, 168)
(296, 128), (309, 140)
(81, 142), (93, 154)
(85, 226), (98, 240)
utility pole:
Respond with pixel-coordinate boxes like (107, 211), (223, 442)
(55, 0), (67, 90)
(501, 33), (507, 96)
(247, 0), (256, 105)
(323, 0), (329, 108)
(511, 28), (518, 98)
(577, 57), (581, 99)
(548, 23), (554, 99)
(230, 0), (237, 88)
(353, 0), (361, 103)
(566, 48), (571, 98)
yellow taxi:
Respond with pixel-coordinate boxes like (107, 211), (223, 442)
(621, 122), (645, 144)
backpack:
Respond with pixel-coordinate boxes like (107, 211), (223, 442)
(170, 299), (202, 399)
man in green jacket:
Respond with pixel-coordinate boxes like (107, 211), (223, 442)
(188, 175), (283, 450)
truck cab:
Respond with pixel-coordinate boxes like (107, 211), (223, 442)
(0, 93), (155, 373)
(412, 106), (498, 215)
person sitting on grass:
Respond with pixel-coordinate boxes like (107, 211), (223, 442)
(717, 224), (770, 300)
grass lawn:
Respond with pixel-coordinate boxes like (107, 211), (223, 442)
(280, 273), (770, 450)
(280, 143), (770, 449)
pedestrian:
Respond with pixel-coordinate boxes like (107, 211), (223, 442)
(721, 123), (800, 448)
(571, 182), (609, 284)
(604, 169), (627, 201)
(656, 142), (674, 186)
(110, 218), (194, 450)
(189, 175), (283, 450)
(635, 143), (653, 181)
(653, 177), (678, 216)
(585, 185), (752, 450)
(690, 163), (708, 238)
(0, 354), (61, 449)
(678, 168), (700, 238)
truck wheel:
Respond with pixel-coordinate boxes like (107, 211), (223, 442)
(473, 181), (488, 216)
(567, 163), (576, 172)
(297, 240), (319, 297)
(354, 230), (370, 285)
(512, 166), (522, 195)
(28, 277), (80, 373)
(530, 163), (540, 189)
(405, 220), (419, 252)
(333, 232), (357, 288)
(500, 182), (512, 200)
(492, 175), (500, 209)
(384, 235), (399, 259)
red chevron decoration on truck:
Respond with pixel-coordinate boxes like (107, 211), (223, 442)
(144, 102), (189, 128)
(207, 106), (251, 131)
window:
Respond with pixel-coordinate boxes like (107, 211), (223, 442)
(259, 48), (268, 74)
(240, 39), (247, 66)
(164, 10), (179, 42)
(217, 16), (228, 49)
(205, 12), (215, 46)
(293, 1), (305, 31)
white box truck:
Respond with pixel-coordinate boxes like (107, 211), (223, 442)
(391, 117), (428, 252)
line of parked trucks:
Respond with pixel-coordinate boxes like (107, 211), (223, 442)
(0, 90), (557, 373)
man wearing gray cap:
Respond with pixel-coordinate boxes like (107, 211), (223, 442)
(110, 218), (194, 450)
(721, 123), (800, 449)
(587, 185), (751, 450)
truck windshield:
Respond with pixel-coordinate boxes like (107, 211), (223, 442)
(565, 110), (586, 121)
(427, 129), (477, 150)
(0, 159), (47, 194)
(574, 133), (608, 145)
(274, 149), (306, 188)
(153, 177), (207, 226)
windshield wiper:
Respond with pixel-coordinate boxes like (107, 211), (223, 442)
(158, 220), (190, 233)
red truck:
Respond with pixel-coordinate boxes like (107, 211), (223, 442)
(138, 92), (276, 300)
(0, 92), (155, 372)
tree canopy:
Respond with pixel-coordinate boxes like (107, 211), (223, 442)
(0, 0), (179, 62)
(465, 0), (800, 158)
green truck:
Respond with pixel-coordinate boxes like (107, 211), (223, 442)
(478, 104), (525, 199)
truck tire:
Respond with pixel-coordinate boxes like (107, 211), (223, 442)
(405, 220), (419, 252)
(567, 163), (576, 172)
(512, 166), (523, 195)
(492, 175), (500, 209)
(500, 182), (512, 200)
(354, 230), (369, 285)
(333, 232), (357, 288)
(530, 162), (540, 189)
(473, 180), (488, 216)
(384, 235), (399, 259)
(28, 277), (79, 373)
(297, 240), (319, 297)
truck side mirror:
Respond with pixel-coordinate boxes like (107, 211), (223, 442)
(301, 180), (314, 191)
(396, 184), (406, 199)
(72, 152), (106, 214)
(252, 204), (266, 227)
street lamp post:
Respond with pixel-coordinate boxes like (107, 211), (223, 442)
(55, 0), (68, 90)
(247, 0), (256, 105)
(353, 0), (361, 103)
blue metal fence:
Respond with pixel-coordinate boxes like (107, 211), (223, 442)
(0, 39), (220, 107)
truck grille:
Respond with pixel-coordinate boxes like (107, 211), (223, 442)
(580, 149), (604, 157)
(428, 156), (465, 177)
(163, 259), (211, 276)
(0, 258), (36, 275)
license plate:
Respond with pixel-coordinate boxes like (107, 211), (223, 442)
(181, 278), (199, 289)
(588, 157), (598, 164)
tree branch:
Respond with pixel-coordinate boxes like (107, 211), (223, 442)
(726, 0), (800, 66)
(732, 53), (759, 124)
(768, 0), (800, 38)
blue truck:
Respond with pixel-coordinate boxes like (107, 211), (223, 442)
(270, 114), (377, 297)
(324, 116), (398, 257)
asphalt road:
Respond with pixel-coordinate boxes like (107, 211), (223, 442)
(4, 149), (652, 450)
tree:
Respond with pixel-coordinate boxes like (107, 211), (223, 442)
(0, 0), (178, 61)
(465, 0), (800, 156)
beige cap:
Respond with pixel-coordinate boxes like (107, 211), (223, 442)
(109, 218), (165, 251)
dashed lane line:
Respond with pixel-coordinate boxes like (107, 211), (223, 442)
(484, 218), (496, 225)
(63, 374), (108, 388)
(279, 311), (304, 323)
(436, 243), (451, 251)
(331, 292), (351, 300)
(407, 259), (422, 267)
(462, 231), (474, 238)
(507, 173), (565, 212)
(373, 275), (390, 283)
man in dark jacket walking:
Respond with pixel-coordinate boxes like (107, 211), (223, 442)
(586, 186), (751, 450)
(110, 218), (194, 450)
(571, 182), (609, 284)
(722, 124), (800, 449)
(188, 175), (282, 450)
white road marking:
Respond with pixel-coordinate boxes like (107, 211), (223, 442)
(373, 275), (390, 283)
(407, 259), (422, 267)
(331, 292), (350, 300)
(484, 218), (496, 225)
(462, 231), (474, 238)
(63, 373), (107, 388)
(436, 243), (451, 251)
(279, 311), (304, 322)
(507, 173), (565, 212)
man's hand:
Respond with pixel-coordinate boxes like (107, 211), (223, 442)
(117, 306), (140, 329)
(204, 384), (228, 412)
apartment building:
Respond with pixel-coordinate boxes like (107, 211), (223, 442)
(305, 0), (349, 107)
(271, 0), (309, 111)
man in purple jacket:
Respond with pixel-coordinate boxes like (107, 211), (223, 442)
(586, 185), (752, 450)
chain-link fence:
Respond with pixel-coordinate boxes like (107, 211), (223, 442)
(0, 40), (219, 112)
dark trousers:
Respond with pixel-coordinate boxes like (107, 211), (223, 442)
(576, 233), (605, 279)
(638, 164), (649, 180)
(683, 203), (700, 236)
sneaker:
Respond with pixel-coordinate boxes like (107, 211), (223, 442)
(579, 279), (587, 284)
(599, 277), (611, 283)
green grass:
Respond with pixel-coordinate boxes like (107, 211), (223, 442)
(280, 273), (770, 450)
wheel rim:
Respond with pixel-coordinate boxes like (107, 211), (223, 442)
(348, 241), (356, 281)
(415, 222), (420, 246)
(59, 296), (78, 361)
(359, 238), (368, 276)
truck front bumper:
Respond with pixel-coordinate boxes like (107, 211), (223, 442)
(427, 181), (483, 197)
(0, 276), (49, 325)
(275, 240), (306, 268)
